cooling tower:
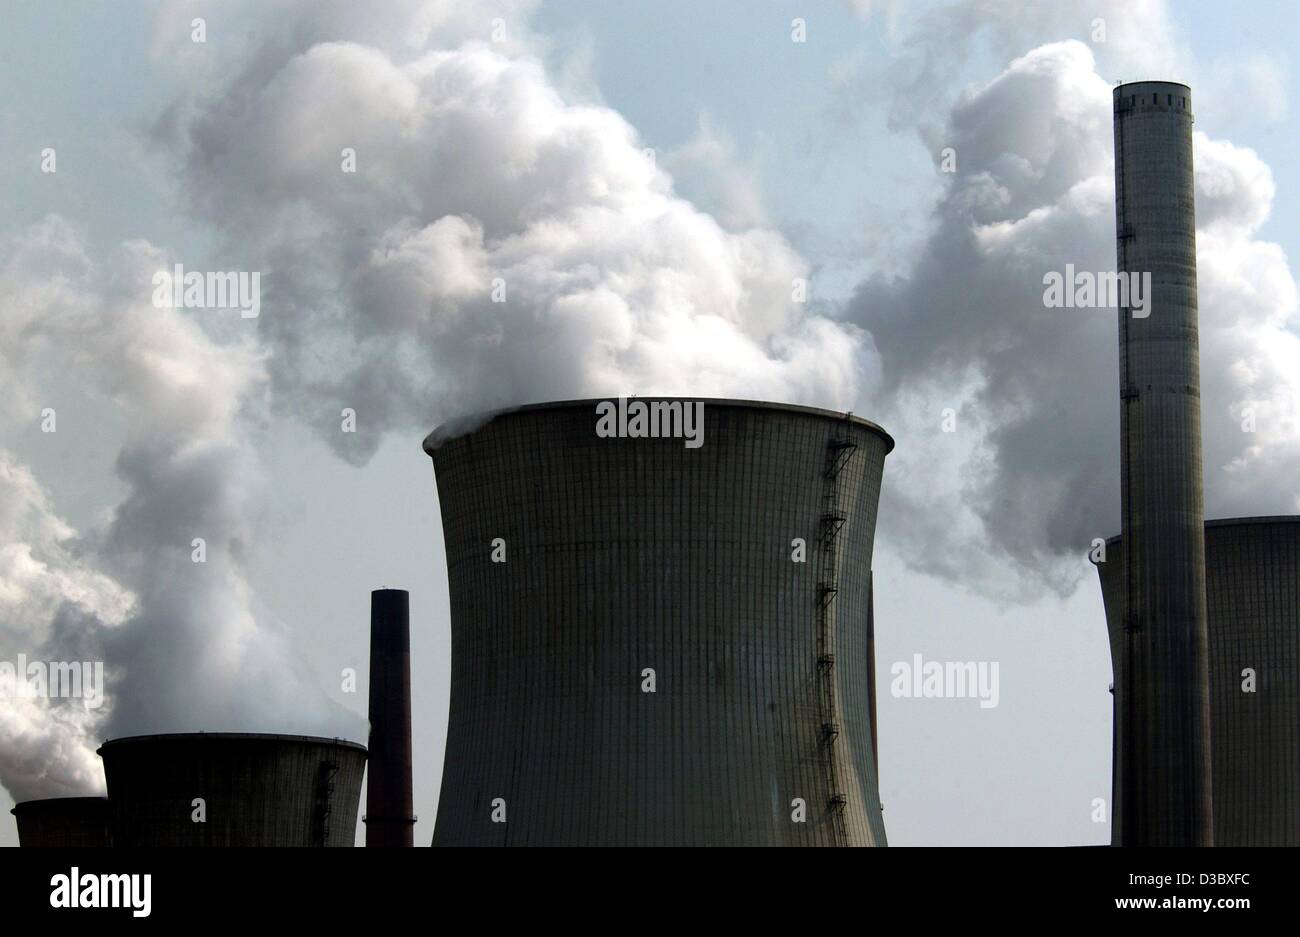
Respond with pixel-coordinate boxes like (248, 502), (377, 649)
(1111, 81), (1212, 845)
(1098, 518), (1300, 845)
(98, 733), (366, 846)
(11, 797), (111, 847)
(425, 398), (893, 846)
(365, 588), (416, 846)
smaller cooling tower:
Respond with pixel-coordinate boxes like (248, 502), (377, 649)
(11, 797), (112, 847)
(365, 589), (415, 846)
(98, 733), (366, 846)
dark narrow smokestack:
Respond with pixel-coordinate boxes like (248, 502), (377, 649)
(1111, 81), (1212, 846)
(365, 588), (415, 846)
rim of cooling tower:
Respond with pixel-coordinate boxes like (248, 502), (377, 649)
(1094, 514), (1300, 555)
(10, 796), (109, 817)
(96, 732), (368, 757)
(423, 397), (895, 453)
(1113, 80), (1191, 92)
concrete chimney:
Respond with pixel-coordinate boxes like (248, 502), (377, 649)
(1111, 81), (1212, 846)
(365, 588), (415, 846)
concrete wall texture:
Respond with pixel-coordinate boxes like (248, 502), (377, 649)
(1112, 81), (1213, 845)
(1099, 518), (1300, 846)
(98, 733), (366, 846)
(425, 398), (893, 845)
(10, 797), (112, 847)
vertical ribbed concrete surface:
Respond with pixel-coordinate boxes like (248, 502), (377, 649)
(425, 399), (893, 845)
(99, 733), (367, 846)
(1112, 81), (1212, 845)
(11, 797), (112, 847)
(1098, 518), (1300, 845)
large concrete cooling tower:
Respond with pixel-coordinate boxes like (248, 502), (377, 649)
(98, 733), (366, 846)
(1111, 81), (1212, 845)
(11, 797), (111, 847)
(425, 398), (893, 846)
(1097, 517), (1300, 845)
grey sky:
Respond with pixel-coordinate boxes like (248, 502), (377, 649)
(1, 0), (1296, 846)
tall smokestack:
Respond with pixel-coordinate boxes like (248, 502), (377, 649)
(1111, 81), (1212, 846)
(365, 588), (415, 846)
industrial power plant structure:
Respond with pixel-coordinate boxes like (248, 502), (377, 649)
(419, 77), (1297, 847)
(8, 78), (1298, 849)
(1107, 81), (1214, 846)
(1098, 80), (1300, 846)
(10, 797), (112, 848)
(99, 734), (366, 846)
(9, 590), (422, 846)
(425, 399), (892, 845)
(1098, 517), (1300, 846)
(364, 589), (417, 846)
(11, 733), (367, 847)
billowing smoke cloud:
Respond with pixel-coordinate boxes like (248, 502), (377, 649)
(0, 451), (132, 801)
(850, 33), (1299, 597)
(0, 218), (358, 801)
(869, 0), (1181, 138)
(1, 0), (864, 800)
(155, 5), (867, 462)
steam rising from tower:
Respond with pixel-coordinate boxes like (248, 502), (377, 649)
(1111, 81), (1213, 846)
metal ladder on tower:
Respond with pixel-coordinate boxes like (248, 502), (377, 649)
(816, 415), (857, 845)
(312, 760), (339, 846)
(1113, 85), (1141, 845)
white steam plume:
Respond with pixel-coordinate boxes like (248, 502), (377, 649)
(0, 218), (359, 801)
(849, 28), (1298, 597)
(155, 7), (868, 462)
